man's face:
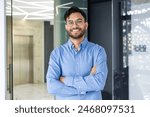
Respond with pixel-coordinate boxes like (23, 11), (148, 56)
(65, 12), (88, 40)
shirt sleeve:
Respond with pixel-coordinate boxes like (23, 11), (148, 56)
(46, 49), (78, 96)
(63, 46), (108, 93)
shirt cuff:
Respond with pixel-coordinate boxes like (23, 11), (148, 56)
(64, 76), (86, 95)
(74, 76), (86, 95)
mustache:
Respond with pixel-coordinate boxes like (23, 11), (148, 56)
(70, 27), (81, 31)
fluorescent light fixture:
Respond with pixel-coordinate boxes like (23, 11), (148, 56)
(56, 2), (74, 15)
(6, 0), (54, 21)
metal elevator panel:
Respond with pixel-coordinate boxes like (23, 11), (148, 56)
(13, 35), (33, 85)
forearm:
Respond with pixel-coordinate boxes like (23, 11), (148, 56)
(46, 59), (78, 96)
(47, 77), (78, 96)
(62, 63), (108, 93)
(63, 72), (107, 93)
(60, 66), (96, 84)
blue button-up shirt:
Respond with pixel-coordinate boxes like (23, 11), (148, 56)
(46, 37), (108, 100)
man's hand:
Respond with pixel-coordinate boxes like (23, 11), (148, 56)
(60, 76), (65, 83)
(90, 66), (96, 75)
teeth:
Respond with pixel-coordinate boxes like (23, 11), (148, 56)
(73, 29), (79, 32)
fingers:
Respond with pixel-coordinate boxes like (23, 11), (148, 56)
(60, 76), (64, 83)
(90, 66), (96, 75)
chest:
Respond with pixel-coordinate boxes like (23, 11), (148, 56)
(60, 49), (94, 76)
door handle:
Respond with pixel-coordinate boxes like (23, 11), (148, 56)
(9, 64), (13, 99)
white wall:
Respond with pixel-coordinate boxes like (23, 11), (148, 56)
(0, 0), (6, 100)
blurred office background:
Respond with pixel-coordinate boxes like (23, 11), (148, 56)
(5, 0), (150, 100)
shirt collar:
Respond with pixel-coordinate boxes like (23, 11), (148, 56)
(68, 37), (88, 50)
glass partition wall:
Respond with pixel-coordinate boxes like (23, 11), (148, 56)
(6, 0), (55, 100)
(6, 0), (87, 100)
(6, 0), (13, 100)
(129, 0), (150, 100)
(54, 0), (87, 48)
(121, 0), (150, 99)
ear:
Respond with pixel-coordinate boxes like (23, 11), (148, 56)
(65, 24), (68, 30)
(85, 22), (88, 30)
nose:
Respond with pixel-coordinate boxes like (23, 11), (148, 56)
(72, 22), (78, 28)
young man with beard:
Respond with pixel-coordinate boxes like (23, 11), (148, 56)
(46, 6), (108, 100)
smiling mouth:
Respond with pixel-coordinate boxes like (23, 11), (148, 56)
(72, 29), (79, 32)
(71, 28), (81, 32)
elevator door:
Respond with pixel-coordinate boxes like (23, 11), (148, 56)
(13, 35), (33, 85)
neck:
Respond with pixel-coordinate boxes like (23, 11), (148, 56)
(70, 37), (84, 49)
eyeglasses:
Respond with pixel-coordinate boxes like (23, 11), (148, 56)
(66, 19), (84, 26)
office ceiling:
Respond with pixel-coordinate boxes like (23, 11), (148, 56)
(6, 0), (150, 21)
(6, 0), (54, 21)
(6, 0), (75, 22)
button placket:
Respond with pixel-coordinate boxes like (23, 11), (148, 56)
(73, 50), (77, 76)
(76, 52), (80, 76)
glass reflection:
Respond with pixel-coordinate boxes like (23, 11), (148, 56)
(122, 0), (150, 99)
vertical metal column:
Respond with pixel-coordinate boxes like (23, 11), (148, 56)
(0, 0), (6, 100)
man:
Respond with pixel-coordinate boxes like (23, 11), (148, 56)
(46, 6), (108, 100)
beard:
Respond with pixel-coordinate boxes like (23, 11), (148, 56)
(66, 27), (86, 40)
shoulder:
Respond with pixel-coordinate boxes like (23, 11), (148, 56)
(87, 41), (105, 52)
(50, 46), (61, 57)
(51, 42), (67, 56)
(87, 41), (107, 59)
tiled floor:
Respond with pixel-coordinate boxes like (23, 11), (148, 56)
(13, 83), (54, 100)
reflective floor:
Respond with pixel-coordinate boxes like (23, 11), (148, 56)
(13, 83), (54, 100)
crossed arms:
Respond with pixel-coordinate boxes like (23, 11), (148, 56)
(60, 66), (96, 83)
(46, 47), (108, 96)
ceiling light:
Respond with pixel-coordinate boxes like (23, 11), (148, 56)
(6, 0), (54, 21)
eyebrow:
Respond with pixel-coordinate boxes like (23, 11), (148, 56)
(67, 18), (83, 21)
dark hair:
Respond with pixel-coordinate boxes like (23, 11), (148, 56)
(64, 6), (86, 22)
